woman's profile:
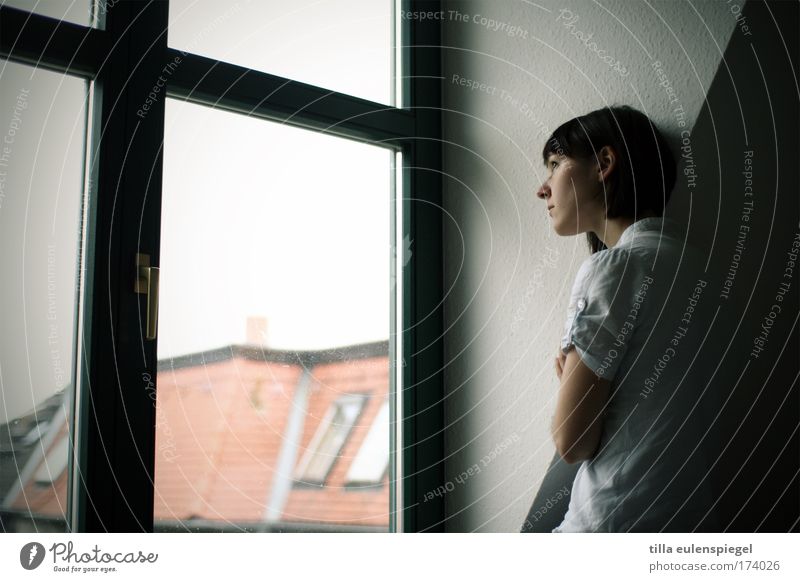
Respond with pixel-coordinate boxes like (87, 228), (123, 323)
(533, 105), (719, 532)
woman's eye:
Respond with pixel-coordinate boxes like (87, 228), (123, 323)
(550, 161), (558, 169)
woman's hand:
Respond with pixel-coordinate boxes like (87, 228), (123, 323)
(555, 349), (567, 381)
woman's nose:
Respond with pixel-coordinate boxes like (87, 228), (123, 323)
(536, 181), (550, 200)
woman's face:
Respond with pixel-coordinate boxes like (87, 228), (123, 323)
(536, 152), (606, 236)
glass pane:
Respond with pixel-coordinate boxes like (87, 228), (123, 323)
(294, 396), (366, 484)
(0, 59), (88, 532)
(168, 0), (394, 105)
(346, 398), (389, 484)
(3, 0), (96, 28)
(154, 99), (393, 532)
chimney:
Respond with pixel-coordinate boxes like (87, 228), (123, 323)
(246, 316), (269, 346)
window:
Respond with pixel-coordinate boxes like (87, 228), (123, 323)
(294, 395), (367, 485)
(1, 0), (444, 533)
(153, 100), (393, 530)
(346, 398), (390, 485)
(0, 58), (87, 531)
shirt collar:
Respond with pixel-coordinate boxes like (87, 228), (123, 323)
(614, 216), (684, 248)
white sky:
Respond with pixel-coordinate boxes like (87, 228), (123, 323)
(167, 0), (393, 106)
(159, 100), (392, 356)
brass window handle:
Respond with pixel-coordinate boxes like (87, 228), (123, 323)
(135, 253), (160, 340)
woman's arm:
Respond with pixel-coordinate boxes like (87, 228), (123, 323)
(551, 347), (611, 464)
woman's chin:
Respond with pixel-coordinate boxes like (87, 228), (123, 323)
(551, 220), (571, 236)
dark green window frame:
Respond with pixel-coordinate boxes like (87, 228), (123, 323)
(0, 0), (444, 532)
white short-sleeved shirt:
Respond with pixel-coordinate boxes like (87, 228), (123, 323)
(552, 217), (720, 532)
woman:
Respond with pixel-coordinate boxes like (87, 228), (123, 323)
(535, 105), (719, 532)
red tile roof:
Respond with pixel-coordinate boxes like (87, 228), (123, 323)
(154, 343), (390, 527)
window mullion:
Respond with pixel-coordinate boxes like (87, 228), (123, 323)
(165, 50), (415, 145)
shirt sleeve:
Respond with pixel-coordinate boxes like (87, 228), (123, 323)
(561, 250), (653, 381)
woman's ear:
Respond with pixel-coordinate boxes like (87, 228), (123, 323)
(596, 145), (617, 183)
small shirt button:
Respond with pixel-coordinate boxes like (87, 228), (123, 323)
(577, 298), (586, 311)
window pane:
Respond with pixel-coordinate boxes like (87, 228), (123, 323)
(168, 0), (394, 105)
(3, 0), (96, 28)
(154, 99), (393, 532)
(346, 398), (389, 484)
(0, 60), (88, 532)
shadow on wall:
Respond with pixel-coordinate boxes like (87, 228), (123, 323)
(523, 0), (799, 533)
(666, 0), (799, 532)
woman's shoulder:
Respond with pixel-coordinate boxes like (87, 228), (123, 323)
(576, 245), (651, 281)
(576, 241), (705, 307)
(588, 231), (697, 271)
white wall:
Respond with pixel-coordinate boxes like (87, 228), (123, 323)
(439, 0), (744, 532)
